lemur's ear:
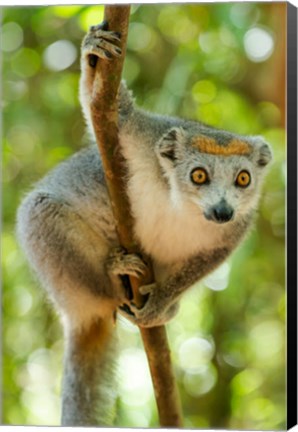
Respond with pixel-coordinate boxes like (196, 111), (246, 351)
(156, 127), (186, 162)
(253, 137), (273, 167)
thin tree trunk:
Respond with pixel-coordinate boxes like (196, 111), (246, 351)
(89, 5), (183, 428)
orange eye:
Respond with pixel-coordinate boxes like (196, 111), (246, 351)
(236, 170), (251, 187)
(191, 168), (209, 185)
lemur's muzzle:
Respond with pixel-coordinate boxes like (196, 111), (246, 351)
(204, 199), (234, 224)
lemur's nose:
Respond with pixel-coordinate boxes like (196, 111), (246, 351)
(211, 200), (234, 223)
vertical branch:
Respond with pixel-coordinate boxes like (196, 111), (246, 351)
(90, 6), (134, 249)
(89, 5), (183, 428)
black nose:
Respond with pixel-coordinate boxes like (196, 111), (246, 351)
(211, 201), (234, 223)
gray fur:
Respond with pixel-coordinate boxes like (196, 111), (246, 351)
(16, 25), (272, 426)
(61, 321), (117, 426)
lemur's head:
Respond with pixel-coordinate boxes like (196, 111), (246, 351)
(155, 127), (272, 224)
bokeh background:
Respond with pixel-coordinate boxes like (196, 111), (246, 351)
(2, 3), (286, 429)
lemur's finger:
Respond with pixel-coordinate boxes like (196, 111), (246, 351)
(95, 39), (122, 57)
(93, 29), (122, 43)
(139, 283), (155, 295)
(83, 44), (113, 61)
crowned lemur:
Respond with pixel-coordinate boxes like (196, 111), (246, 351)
(17, 22), (272, 426)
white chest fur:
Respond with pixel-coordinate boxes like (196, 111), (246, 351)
(120, 133), (223, 265)
(133, 187), (222, 264)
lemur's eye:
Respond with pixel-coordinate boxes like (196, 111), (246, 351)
(191, 168), (209, 185)
(236, 170), (251, 188)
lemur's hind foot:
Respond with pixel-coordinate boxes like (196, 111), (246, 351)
(82, 20), (122, 65)
(105, 247), (148, 303)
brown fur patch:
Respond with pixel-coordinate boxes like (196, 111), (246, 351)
(74, 317), (114, 355)
(192, 137), (252, 156)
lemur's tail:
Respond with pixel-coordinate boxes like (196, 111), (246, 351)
(61, 317), (117, 426)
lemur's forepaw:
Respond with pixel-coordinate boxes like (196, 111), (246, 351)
(119, 282), (180, 328)
(82, 20), (122, 65)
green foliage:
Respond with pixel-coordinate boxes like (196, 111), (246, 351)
(2, 4), (285, 429)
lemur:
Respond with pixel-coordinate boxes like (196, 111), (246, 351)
(16, 22), (272, 426)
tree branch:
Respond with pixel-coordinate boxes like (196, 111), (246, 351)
(90, 5), (183, 427)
